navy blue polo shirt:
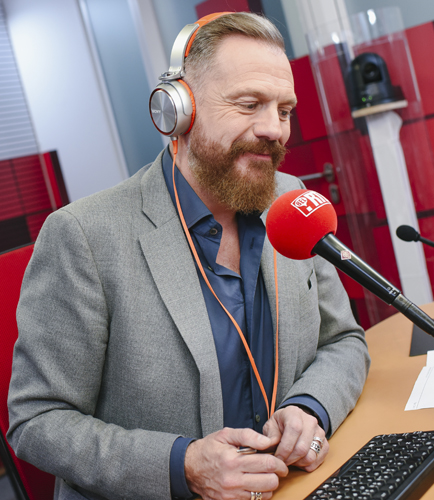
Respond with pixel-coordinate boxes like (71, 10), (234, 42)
(161, 148), (329, 498)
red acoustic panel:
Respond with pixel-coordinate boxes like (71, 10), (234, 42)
(400, 121), (434, 213)
(425, 117), (434, 163)
(279, 142), (314, 178)
(13, 155), (52, 214)
(315, 44), (353, 135)
(372, 224), (402, 290)
(0, 159), (25, 222)
(329, 130), (382, 218)
(195, 0), (249, 18)
(417, 216), (434, 296)
(406, 22), (434, 117)
(286, 108), (303, 147)
(290, 56), (327, 141)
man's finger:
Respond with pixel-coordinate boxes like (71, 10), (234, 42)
(292, 436), (330, 471)
(239, 452), (289, 477)
(218, 427), (278, 454)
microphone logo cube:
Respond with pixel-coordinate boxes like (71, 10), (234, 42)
(291, 191), (331, 217)
(341, 250), (352, 260)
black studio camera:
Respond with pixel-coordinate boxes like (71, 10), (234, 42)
(346, 52), (404, 112)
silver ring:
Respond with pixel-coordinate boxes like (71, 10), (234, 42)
(312, 436), (324, 446)
(310, 441), (321, 455)
(251, 493), (262, 500)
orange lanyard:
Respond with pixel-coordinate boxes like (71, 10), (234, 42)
(171, 140), (279, 419)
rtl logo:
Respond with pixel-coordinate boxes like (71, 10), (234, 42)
(291, 191), (331, 217)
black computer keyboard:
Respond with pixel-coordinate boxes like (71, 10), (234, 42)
(305, 431), (434, 500)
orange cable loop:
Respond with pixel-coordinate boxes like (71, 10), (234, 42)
(171, 145), (279, 419)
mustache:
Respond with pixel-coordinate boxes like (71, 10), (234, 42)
(229, 139), (287, 165)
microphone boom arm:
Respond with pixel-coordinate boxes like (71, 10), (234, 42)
(313, 233), (434, 337)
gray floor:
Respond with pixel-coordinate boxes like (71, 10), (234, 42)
(0, 475), (17, 500)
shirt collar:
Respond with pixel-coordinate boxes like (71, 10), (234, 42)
(162, 146), (212, 229)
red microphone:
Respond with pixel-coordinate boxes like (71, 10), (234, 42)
(266, 189), (337, 260)
(266, 189), (434, 338)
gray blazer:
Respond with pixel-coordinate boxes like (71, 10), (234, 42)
(7, 151), (370, 500)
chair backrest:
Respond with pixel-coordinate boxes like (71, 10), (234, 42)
(0, 244), (55, 500)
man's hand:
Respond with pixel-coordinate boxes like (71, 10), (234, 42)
(262, 406), (329, 472)
(185, 427), (288, 500)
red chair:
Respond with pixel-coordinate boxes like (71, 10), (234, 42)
(0, 244), (56, 500)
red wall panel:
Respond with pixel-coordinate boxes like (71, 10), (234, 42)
(290, 56), (327, 141)
(195, 0), (249, 18)
(316, 45), (353, 134)
(406, 22), (434, 117)
(279, 142), (314, 177)
(400, 121), (434, 213)
(418, 216), (434, 290)
(0, 159), (24, 222)
(287, 108), (304, 147)
(13, 156), (51, 214)
(372, 224), (402, 290)
(0, 153), (67, 253)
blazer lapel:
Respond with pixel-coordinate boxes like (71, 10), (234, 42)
(138, 154), (223, 436)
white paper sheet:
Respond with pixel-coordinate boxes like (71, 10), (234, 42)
(405, 350), (434, 411)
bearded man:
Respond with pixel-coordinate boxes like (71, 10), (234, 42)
(7, 12), (370, 500)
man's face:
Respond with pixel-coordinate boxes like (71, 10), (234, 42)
(186, 35), (296, 214)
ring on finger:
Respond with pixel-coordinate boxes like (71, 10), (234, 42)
(251, 493), (262, 500)
(312, 436), (324, 446)
(310, 441), (322, 455)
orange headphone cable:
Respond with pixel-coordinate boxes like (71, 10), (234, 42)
(171, 140), (279, 419)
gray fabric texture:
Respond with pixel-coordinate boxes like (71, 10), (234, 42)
(7, 150), (370, 500)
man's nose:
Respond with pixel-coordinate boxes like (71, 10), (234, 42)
(253, 107), (284, 143)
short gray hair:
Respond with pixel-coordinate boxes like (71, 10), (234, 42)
(184, 12), (285, 95)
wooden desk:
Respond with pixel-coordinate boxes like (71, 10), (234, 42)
(274, 303), (434, 499)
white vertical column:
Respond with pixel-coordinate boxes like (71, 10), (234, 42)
(366, 111), (432, 304)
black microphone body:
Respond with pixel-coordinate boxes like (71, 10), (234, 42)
(313, 233), (434, 337)
(396, 225), (434, 249)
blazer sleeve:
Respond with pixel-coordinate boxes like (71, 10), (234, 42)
(281, 255), (371, 435)
(7, 209), (177, 500)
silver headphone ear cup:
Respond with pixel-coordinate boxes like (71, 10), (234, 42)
(149, 81), (193, 137)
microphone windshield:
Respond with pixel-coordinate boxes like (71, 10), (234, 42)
(266, 189), (337, 260)
(396, 225), (418, 242)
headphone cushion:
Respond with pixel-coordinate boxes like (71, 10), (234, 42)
(149, 80), (194, 137)
(177, 80), (196, 135)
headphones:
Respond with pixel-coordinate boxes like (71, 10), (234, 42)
(149, 12), (230, 139)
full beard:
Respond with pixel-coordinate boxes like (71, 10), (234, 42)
(187, 127), (287, 214)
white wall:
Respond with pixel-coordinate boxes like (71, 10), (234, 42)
(3, 0), (128, 202)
